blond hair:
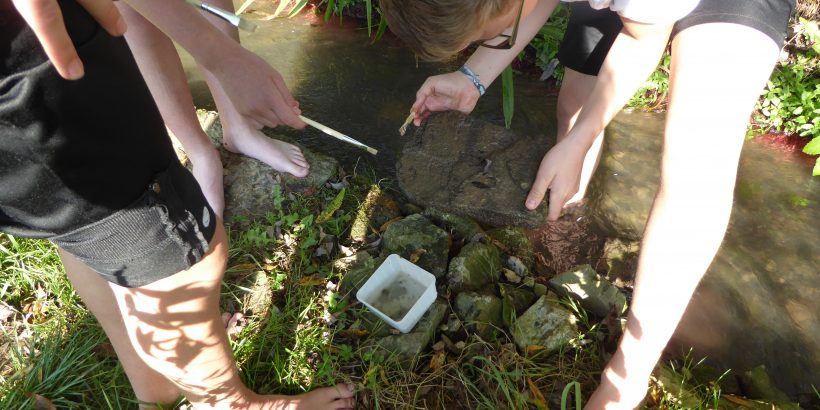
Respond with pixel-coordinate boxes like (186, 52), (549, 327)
(379, 0), (515, 61)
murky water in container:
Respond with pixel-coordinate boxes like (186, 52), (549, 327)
(368, 272), (426, 322)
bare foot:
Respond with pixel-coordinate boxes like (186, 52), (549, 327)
(254, 383), (355, 410)
(186, 142), (226, 218)
(222, 123), (310, 178)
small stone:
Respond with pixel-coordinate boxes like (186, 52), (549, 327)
(506, 256), (528, 277)
(454, 341), (466, 350)
(533, 283), (547, 296)
(523, 277), (535, 287)
(432, 341), (446, 351)
(503, 268), (522, 284)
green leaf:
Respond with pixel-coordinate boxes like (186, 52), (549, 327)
(502, 65), (514, 129)
(373, 12), (388, 42)
(273, 0), (289, 18)
(324, 0), (335, 22)
(813, 157), (820, 177)
(365, 0), (372, 36)
(803, 136), (820, 155)
(316, 188), (346, 224)
(287, 0), (309, 17)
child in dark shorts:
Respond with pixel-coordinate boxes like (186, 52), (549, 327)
(1, 1), (354, 408)
(378, 0), (795, 408)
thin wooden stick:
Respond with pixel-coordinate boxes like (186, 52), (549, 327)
(299, 115), (378, 155)
(399, 110), (415, 136)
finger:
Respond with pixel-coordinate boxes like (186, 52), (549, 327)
(14, 0), (84, 80)
(525, 167), (553, 211)
(255, 108), (282, 129)
(77, 0), (126, 37)
(269, 84), (305, 129)
(547, 188), (564, 221)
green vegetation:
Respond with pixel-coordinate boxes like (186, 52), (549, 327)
(1, 170), (789, 409)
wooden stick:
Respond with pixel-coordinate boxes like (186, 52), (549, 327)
(299, 115), (378, 155)
(399, 110), (415, 136)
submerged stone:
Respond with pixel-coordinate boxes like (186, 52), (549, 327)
(397, 112), (548, 228)
(380, 214), (451, 278)
(548, 264), (627, 318)
(512, 296), (578, 353)
(446, 241), (502, 294)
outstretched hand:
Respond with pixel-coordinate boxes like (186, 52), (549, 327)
(411, 71), (481, 126)
(209, 46), (305, 130)
(12, 0), (126, 80)
(525, 138), (587, 220)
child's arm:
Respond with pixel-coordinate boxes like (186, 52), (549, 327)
(12, 0), (125, 80)
(412, 0), (559, 124)
(123, 0), (305, 129)
(525, 19), (673, 219)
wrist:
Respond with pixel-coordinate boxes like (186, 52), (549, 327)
(458, 65), (486, 97)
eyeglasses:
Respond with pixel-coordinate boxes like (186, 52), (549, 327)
(479, 0), (524, 50)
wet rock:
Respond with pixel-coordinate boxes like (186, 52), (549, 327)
(596, 238), (640, 283)
(349, 187), (402, 241)
(506, 256), (529, 277)
(337, 252), (386, 297)
(498, 284), (537, 328)
(548, 264), (627, 318)
(651, 365), (703, 410)
(397, 112), (548, 228)
(195, 111), (338, 223)
(533, 283), (548, 297)
(528, 205), (604, 275)
(739, 365), (794, 405)
(363, 299), (449, 366)
(512, 296), (578, 353)
(446, 242), (502, 294)
(454, 291), (504, 340)
(486, 226), (535, 268)
(503, 268), (522, 284)
(381, 214), (451, 278)
(422, 207), (484, 241)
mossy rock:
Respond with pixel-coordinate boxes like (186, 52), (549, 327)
(486, 226), (535, 268)
(349, 187), (402, 241)
(512, 296), (578, 354)
(422, 207), (484, 241)
(454, 291), (504, 340)
(381, 214), (451, 278)
(446, 241), (502, 294)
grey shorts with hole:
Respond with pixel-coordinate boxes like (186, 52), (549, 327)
(51, 160), (217, 288)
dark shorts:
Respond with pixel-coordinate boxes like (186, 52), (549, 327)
(557, 0), (795, 76)
(557, 2), (623, 76)
(0, 0), (216, 287)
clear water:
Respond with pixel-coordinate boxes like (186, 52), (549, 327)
(368, 272), (426, 322)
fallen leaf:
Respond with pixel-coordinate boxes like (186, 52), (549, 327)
(27, 393), (56, 410)
(527, 377), (548, 410)
(721, 394), (755, 408)
(297, 276), (326, 287)
(429, 350), (446, 371)
(408, 248), (427, 264)
(526, 345), (545, 356)
(337, 329), (369, 339)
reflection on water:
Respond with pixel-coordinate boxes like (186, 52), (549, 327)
(180, 16), (556, 179)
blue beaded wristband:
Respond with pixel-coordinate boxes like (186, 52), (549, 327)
(458, 65), (486, 97)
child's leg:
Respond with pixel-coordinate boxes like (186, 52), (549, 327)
(61, 251), (182, 409)
(115, 3), (225, 217)
(556, 67), (604, 204)
(585, 23), (779, 409)
(195, 0), (310, 178)
(63, 224), (355, 409)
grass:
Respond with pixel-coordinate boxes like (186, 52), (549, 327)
(0, 171), (801, 409)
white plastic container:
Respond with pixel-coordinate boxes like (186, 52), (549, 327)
(356, 254), (437, 333)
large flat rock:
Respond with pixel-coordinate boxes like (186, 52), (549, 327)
(397, 112), (550, 228)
